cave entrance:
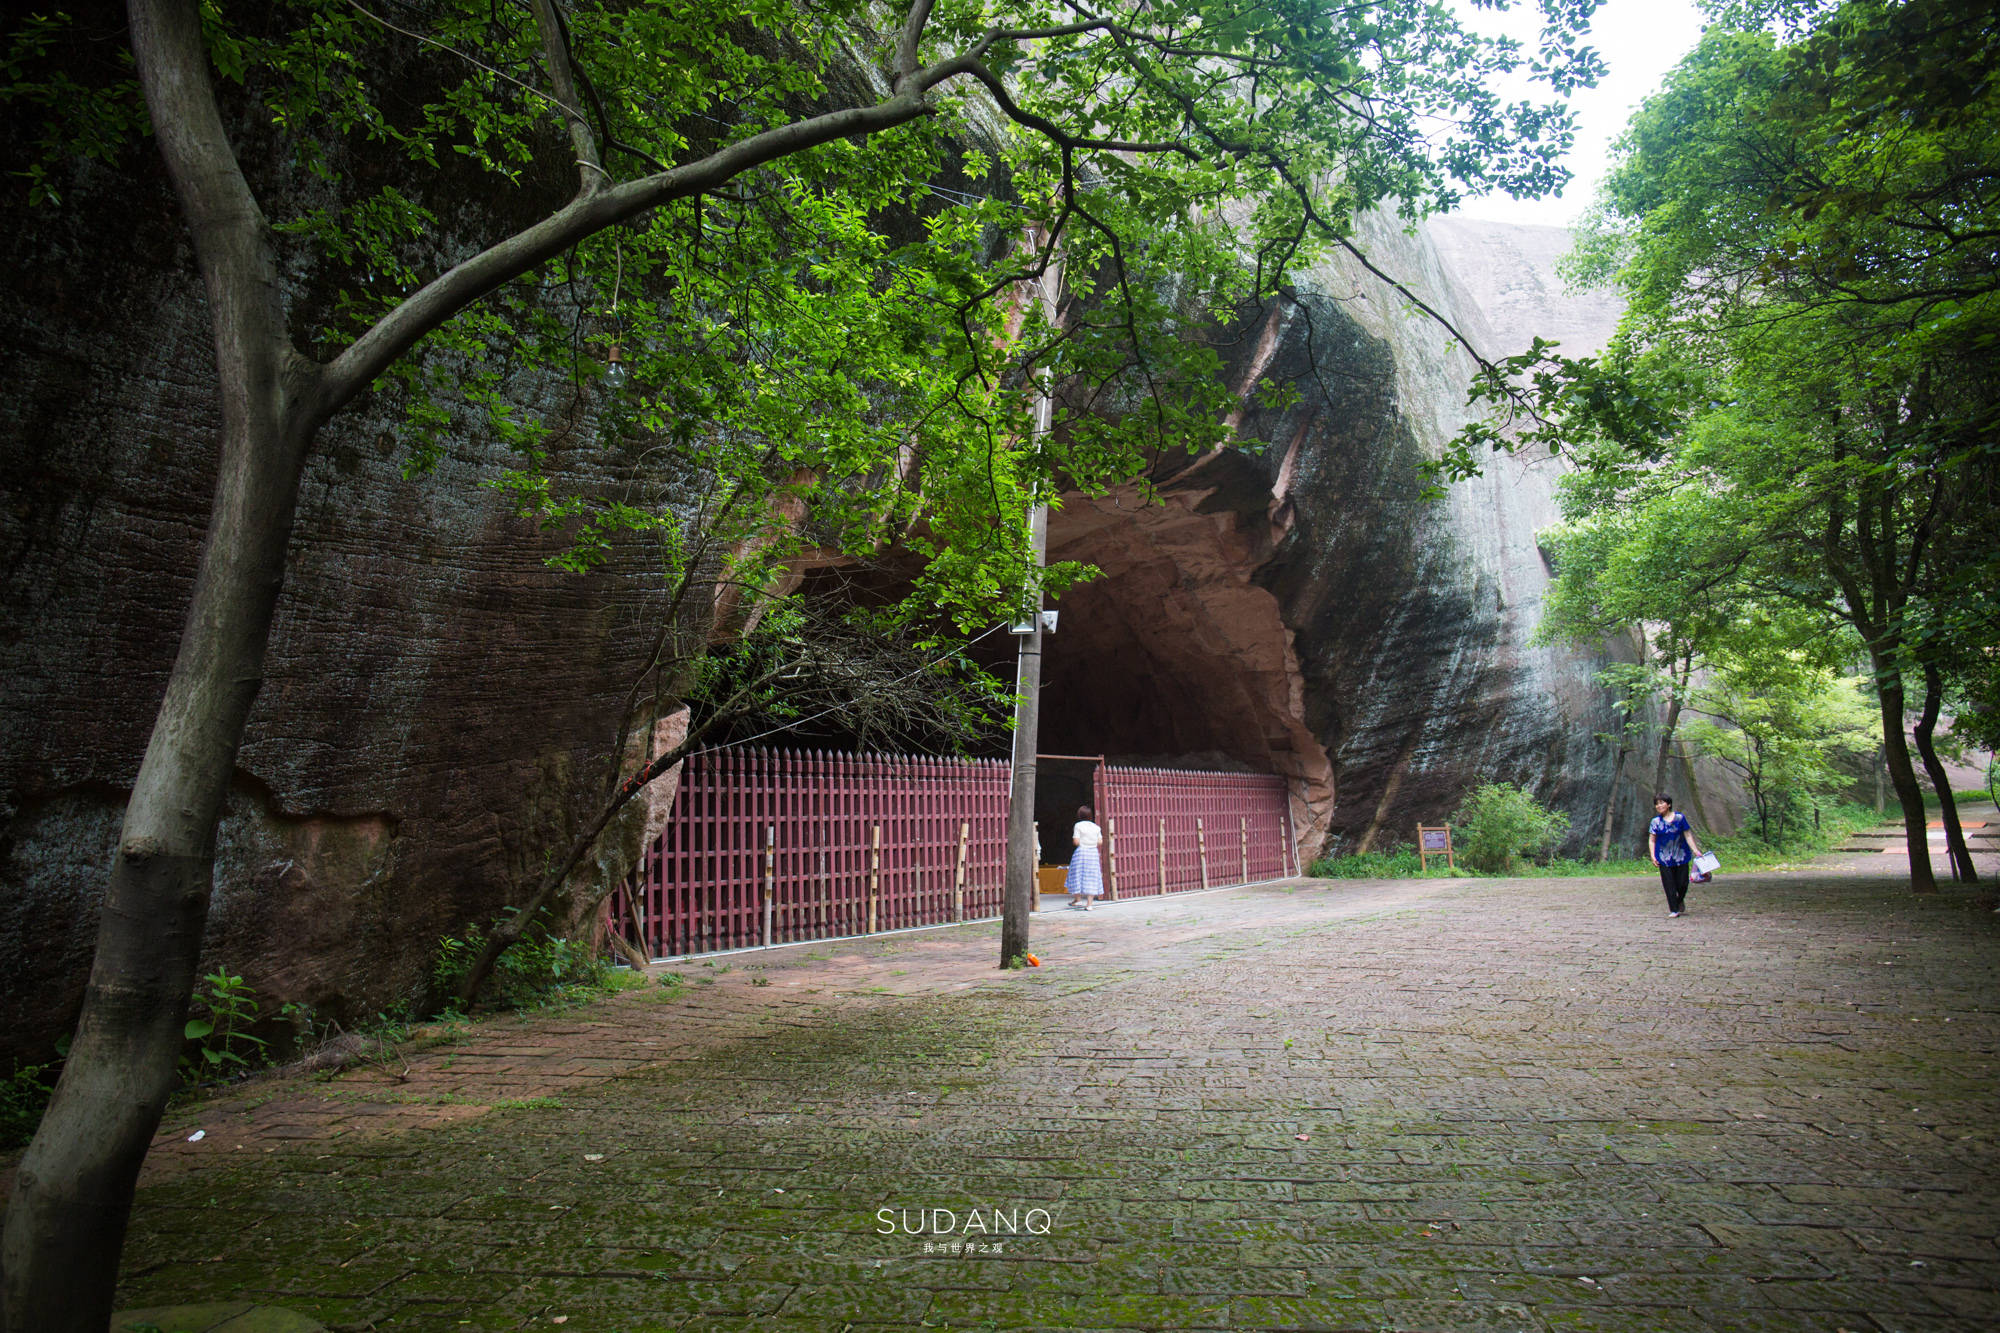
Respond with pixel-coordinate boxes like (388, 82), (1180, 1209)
(769, 483), (1338, 862)
(1034, 492), (1334, 855)
(1033, 753), (1102, 894)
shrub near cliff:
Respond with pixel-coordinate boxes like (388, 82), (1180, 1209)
(1451, 782), (1572, 874)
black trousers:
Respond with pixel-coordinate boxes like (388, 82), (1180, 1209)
(1658, 860), (1690, 912)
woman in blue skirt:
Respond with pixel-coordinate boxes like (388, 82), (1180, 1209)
(1066, 805), (1104, 910)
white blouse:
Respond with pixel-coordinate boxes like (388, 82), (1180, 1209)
(1073, 820), (1102, 848)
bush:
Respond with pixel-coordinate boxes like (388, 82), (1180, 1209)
(431, 910), (615, 1013)
(1450, 782), (1571, 874)
(181, 970), (269, 1085)
(1308, 844), (1426, 878)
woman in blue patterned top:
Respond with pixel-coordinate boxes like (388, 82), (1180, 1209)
(1648, 794), (1705, 918)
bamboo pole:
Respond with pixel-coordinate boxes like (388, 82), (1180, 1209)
(816, 849), (828, 937)
(954, 821), (969, 923)
(868, 822), (882, 935)
(624, 888), (648, 961)
(762, 823), (776, 948)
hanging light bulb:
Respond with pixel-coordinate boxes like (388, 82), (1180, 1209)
(604, 342), (628, 390)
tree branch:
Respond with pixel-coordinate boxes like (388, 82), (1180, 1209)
(531, 0), (606, 195)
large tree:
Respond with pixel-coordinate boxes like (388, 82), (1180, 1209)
(0, 0), (1603, 1323)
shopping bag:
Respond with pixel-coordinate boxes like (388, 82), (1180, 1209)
(1692, 851), (1720, 876)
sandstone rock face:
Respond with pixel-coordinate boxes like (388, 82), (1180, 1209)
(0, 155), (680, 1061)
(1, 150), (1706, 1063)
(1040, 214), (1690, 861)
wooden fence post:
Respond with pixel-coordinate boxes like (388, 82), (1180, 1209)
(1157, 817), (1167, 893)
(954, 821), (969, 922)
(1105, 816), (1118, 901)
(762, 823), (776, 948)
(1197, 817), (1210, 890)
(624, 886), (648, 961)
(815, 850), (828, 936)
(868, 822), (882, 934)
(1240, 816), (1248, 884)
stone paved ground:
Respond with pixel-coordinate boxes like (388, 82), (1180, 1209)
(96, 826), (2000, 1333)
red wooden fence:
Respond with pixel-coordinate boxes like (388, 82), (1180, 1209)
(613, 747), (1295, 960)
(1098, 766), (1296, 898)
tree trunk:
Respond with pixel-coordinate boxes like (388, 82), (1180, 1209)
(0, 5), (324, 1324)
(1914, 662), (1977, 882)
(1597, 740), (1630, 862)
(1872, 659), (1938, 893)
(0, 348), (316, 1333)
(1650, 691), (1684, 798)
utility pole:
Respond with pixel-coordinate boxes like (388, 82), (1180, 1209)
(1000, 500), (1050, 967)
(1000, 250), (1061, 968)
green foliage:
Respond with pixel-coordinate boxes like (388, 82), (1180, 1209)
(1, 11), (147, 206)
(0, 1062), (54, 1151)
(1468, 0), (1999, 874)
(1706, 800), (1878, 864)
(1682, 663), (1878, 842)
(431, 911), (614, 1013)
(3, 0), (1609, 638)
(687, 598), (1008, 752)
(181, 971), (269, 1084)
(1450, 783), (1572, 874)
(1307, 842), (1432, 879)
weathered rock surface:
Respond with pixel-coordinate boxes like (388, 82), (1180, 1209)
(1040, 214), (1693, 860)
(0, 150), (680, 1061)
(2, 156), (1708, 1063)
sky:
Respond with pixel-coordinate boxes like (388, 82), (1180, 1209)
(1451, 0), (1710, 229)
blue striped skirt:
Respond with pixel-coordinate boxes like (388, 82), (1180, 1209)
(1065, 846), (1103, 897)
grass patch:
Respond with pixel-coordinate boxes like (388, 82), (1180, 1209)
(1308, 801), (1885, 882)
(1306, 845), (1457, 879)
(1922, 786), (1998, 809)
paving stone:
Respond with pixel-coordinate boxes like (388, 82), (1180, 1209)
(82, 848), (2000, 1331)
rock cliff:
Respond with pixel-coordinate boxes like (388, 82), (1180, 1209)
(2, 158), (1676, 1062)
(1039, 215), (1657, 860)
(0, 148), (681, 1060)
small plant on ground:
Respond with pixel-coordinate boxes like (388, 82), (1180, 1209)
(1451, 782), (1571, 874)
(181, 970), (268, 1085)
(0, 1062), (54, 1150)
(1308, 841), (1432, 879)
